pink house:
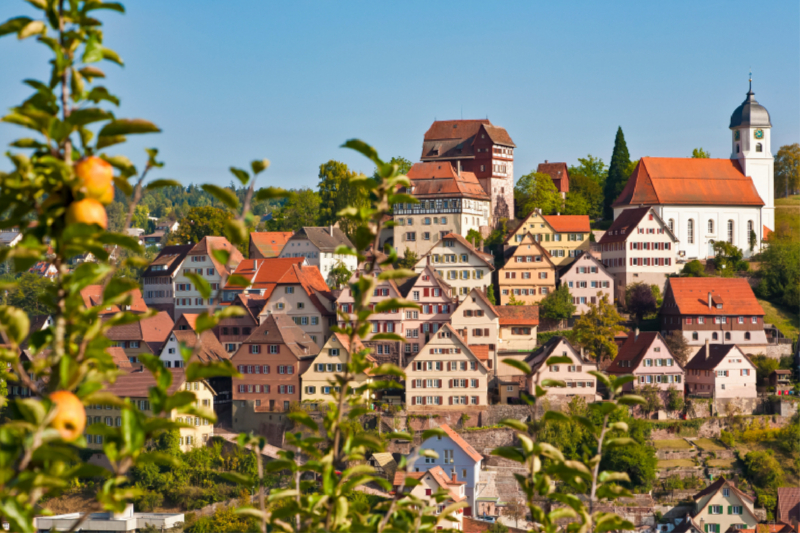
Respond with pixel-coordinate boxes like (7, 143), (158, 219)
(684, 342), (756, 399)
(605, 330), (685, 393)
(396, 265), (457, 360)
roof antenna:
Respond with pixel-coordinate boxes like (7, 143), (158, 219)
(749, 67), (752, 92)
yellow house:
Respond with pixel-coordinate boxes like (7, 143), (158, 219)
(300, 333), (375, 405)
(86, 368), (215, 452)
(498, 235), (557, 305)
(506, 211), (591, 266)
(392, 466), (466, 530)
(690, 478), (758, 533)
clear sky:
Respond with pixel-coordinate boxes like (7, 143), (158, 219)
(1, 0), (798, 189)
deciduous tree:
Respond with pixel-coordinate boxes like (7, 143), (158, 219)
(574, 292), (625, 362)
(567, 173), (604, 218)
(626, 282), (657, 322)
(663, 332), (691, 366)
(266, 189), (320, 231)
(540, 284), (576, 322)
(327, 261), (352, 290)
(318, 160), (368, 237)
(171, 206), (233, 245)
(774, 143), (800, 198)
(514, 171), (560, 219)
(691, 147), (710, 158)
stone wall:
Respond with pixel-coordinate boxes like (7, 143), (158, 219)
(772, 400), (799, 417)
(657, 466), (703, 479)
(765, 343), (793, 359)
(655, 448), (697, 460)
(231, 401), (291, 448)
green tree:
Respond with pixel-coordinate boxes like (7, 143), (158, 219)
(568, 173), (604, 218)
(563, 191), (592, 216)
(681, 260), (706, 277)
(507, 294), (525, 306)
(486, 284), (497, 305)
(569, 155), (607, 186)
(637, 385), (662, 417)
(396, 247), (419, 270)
(574, 292), (625, 362)
(327, 261), (352, 290)
(466, 228), (483, 248)
(375, 156), (412, 178)
(691, 148), (710, 158)
(744, 450), (784, 490)
(666, 386), (684, 412)
(132, 204), (150, 230)
(600, 438), (658, 492)
(750, 355), (780, 386)
(774, 143), (800, 198)
(712, 241), (748, 276)
(663, 332), (691, 366)
(626, 282), (657, 323)
(4, 272), (54, 316)
(267, 188), (321, 232)
(488, 522), (509, 533)
(540, 284), (576, 321)
(318, 160), (368, 238)
(755, 240), (800, 309)
(603, 127), (632, 219)
(514, 171), (560, 219)
(171, 206), (233, 245)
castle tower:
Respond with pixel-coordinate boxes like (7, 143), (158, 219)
(730, 79), (774, 232)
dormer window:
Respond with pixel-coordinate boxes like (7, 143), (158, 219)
(716, 304), (723, 309)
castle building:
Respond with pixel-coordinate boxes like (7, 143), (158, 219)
(419, 119), (516, 225)
(612, 83), (774, 259)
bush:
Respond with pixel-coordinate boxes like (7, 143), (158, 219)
(135, 490), (164, 512)
(719, 430), (735, 448)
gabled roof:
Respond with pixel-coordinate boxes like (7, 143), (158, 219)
(665, 278), (764, 316)
(524, 335), (580, 371)
(468, 345), (490, 361)
(504, 233), (556, 269)
(407, 324), (490, 373)
(106, 347), (132, 369)
(249, 231), (294, 258)
(237, 314), (320, 360)
(420, 120), (514, 161)
(692, 477), (755, 504)
(170, 330), (230, 363)
(405, 162), (490, 201)
(81, 285), (148, 314)
(422, 233), (494, 268)
(173, 314), (198, 331)
(599, 206), (677, 244)
(685, 344), (753, 372)
(142, 244), (193, 278)
(605, 331), (682, 374)
(105, 311), (174, 354)
(438, 424), (483, 462)
(108, 368), (213, 398)
(396, 265), (454, 300)
(559, 251), (613, 280)
(613, 157), (764, 208)
(543, 215), (589, 233)
(671, 515), (704, 533)
(461, 287), (499, 318)
(189, 236), (244, 277)
(290, 227), (354, 253)
(496, 306), (539, 326)
(537, 162), (570, 193)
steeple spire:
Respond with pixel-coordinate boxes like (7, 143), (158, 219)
(748, 68), (752, 93)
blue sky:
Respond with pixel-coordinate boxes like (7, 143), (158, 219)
(0, 0), (798, 189)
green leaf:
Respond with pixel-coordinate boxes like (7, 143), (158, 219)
(229, 167), (249, 185)
(97, 135), (126, 149)
(287, 411), (319, 432)
(99, 119), (160, 137)
(113, 176), (133, 196)
(145, 179), (181, 190)
(17, 20), (45, 39)
(9, 138), (44, 149)
(491, 446), (525, 464)
(201, 184), (239, 209)
(421, 428), (445, 441)
(254, 187), (290, 202)
(0, 17), (32, 37)
(98, 232), (143, 253)
(617, 395), (646, 406)
(499, 418), (527, 432)
(0, 306), (30, 345)
(0, 498), (35, 533)
(79, 66), (105, 80)
(540, 378), (566, 388)
(164, 390), (196, 412)
(342, 139), (383, 168)
(502, 358), (531, 375)
(605, 437), (636, 448)
(545, 355), (573, 366)
(101, 47), (123, 65)
(84, 1), (125, 13)
(251, 159), (269, 175)
(82, 34), (104, 63)
(68, 108), (113, 127)
(186, 360), (241, 381)
(543, 410), (570, 423)
(219, 472), (253, 486)
(85, 86), (120, 106)
(185, 273), (211, 299)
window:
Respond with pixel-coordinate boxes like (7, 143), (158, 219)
(708, 219), (714, 234)
(692, 332), (699, 340)
(727, 220), (734, 244)
(756, 142), (762, 152)
(687, 219), (694, 244)
(722, 488), (730, 497)
(712, 332), (718, 340)
(668, 219), (674, 233)
(286, 286), (294, 294)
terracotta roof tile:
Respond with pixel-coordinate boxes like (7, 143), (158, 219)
(406, 162), (490, 201)
(249, 232), (294, 258)
(496, 306), (539, 326)
(598, 207), (651, 244)
(81, 285), (148, 314)
(106, 347), (132, 369)
(613, 157), (764, 207)
(105, 311), (174, 353)
(605, 331), (682, 374)
(108, 368), (198, 398)
(190, 236), (244, 277)
(142, 245), (193, 278)
(537, 162), (570, 193)
(171, 329), (230, 363)
(468, 345), (490, 361)
(543, 215), (590, 233)
(236, 314), (320, 360)
(439, 424), (483, 462)
(665, 278), (764, 316)
(778, 487), (800, 524)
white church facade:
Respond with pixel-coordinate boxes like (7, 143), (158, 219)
(612, 83), (774, 260)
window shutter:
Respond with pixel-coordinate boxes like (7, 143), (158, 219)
(438, 396), (442, 405)
(447, 362), (451, 371)
(411, 380), (416, 389)
(475, 395), (479, 405)
(727, 507), (731, 515)
(424, 288), (430, 297)
(438, 379), (442, 388)
(422, 380), (426, 389)
(449, 396), (453, 405)
(705, 525), (708, 533)
(449, 379), (453, 388)
(412, 396), (416, 405)
(422, 397), (427, 405)
(484, 328), (489, 336)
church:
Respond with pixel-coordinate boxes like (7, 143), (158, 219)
(612, 83), (774, 260)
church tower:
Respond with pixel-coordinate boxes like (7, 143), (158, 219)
(730, 79), (774, 232)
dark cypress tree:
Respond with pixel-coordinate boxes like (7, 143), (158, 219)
(603, 127), (632, 219)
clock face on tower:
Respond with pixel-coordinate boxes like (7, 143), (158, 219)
(754, 129), (764, 139)
(734, 131), (740, 141)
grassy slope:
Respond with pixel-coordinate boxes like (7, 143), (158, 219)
(758, 298), (799, 340)
(658, 459), (696, 468)
(693, 438), (726, 451)
(774, 196), (799, 241)
(653, 439), (692, 450)
(774, 195), (800, 206)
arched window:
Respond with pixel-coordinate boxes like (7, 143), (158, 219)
(708, 219), (714, 234)
(744, 332), (751, 340)
(756, 143), (763, 153)
(692, 332), (699, 341)
(736, 144), (740, 153)
(668, 219), (675, 233)
(712, 332), (718, 340)
(727, 220), (734, 243)
(687, 219), (695, 244)
(725, 332), (731, 341)
(747, 220), (754, 237)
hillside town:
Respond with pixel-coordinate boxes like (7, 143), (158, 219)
(3, 83), (799, 533)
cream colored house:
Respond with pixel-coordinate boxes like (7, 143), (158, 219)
(300, 333), (375, 405)
(86, 368), (215, 452)
(689, 478), (758, 532)
(506, 211), (591, 266)
(173, 236), (244, 319)
(392, 466), (466, 530)
(450, 288), (500, 373)
(498, 234), (556, 305)
(523, 336), (597, 401)
(414, 234), (494, 299)
(684, 342), (756, 399)
(404, 324), (490, 408)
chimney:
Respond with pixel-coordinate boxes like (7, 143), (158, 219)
(544, 160), (548, 164)
(708, 292), (712, 309)
(580, 347), (585, 360)
(452, 473), (458, 483)
(330, 225), (334, 236)
(457, 160), (461, 176)
(634, 328), (639, 342)
(705, 338), (710, 360)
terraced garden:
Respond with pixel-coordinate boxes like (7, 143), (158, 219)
(706, 458), (737, 468)
(653, 439), (692, 450)
(657, 459), (696, 468)
(692, 438), (726, 451)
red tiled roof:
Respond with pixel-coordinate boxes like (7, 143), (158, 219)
(537, 162), (570, 193)
(665, 278), (764, 316)
(406, 162), (490, 201)
(439, 233), (495, 267)
(763, 225), (773, 241)
(174, 314), (198, 331)
(777, 487), (800, 524)
(598, 207), (651, 244)
(605, 331), (681, 374)
(543, 215), (590, 233)
(171, 329), (230, 363)
(469, 345), (490, 361)
(423, 120), (491, 141)
(190, 236), (244, 277)
(108, 368), (192, 398)
(685, 345), (752, 371)
(234, 314), (319, 360)
(439, 424), (483, 462)
(496, 306), (539, 326)
(613, 157), (764, 207)
(106, 347), (132, 369)
(81, 285), (148, 314)
(105, 311), (174, 353)
(392, 470), (425, 487)
(249, 232), (293, 258)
